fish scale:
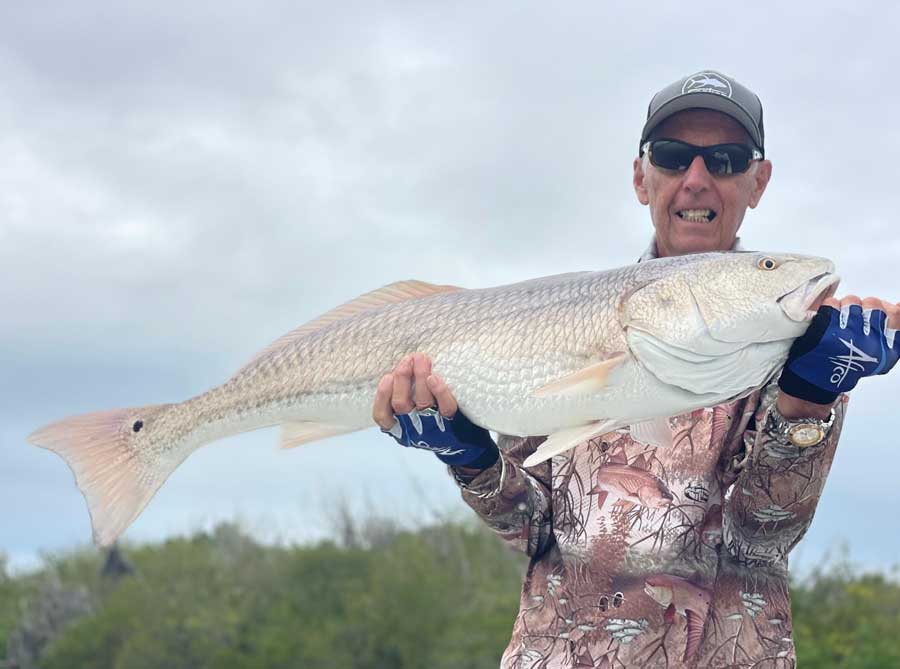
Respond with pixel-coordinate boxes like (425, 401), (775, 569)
(28, 251), (838, 546)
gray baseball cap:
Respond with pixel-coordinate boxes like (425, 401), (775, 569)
(640, 70), (765, 156)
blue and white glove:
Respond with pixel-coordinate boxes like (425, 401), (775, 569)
(382, 407), (499, 468)
(779, 304), (899, 404)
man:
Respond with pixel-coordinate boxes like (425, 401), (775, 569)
(372, 70), (900, 668)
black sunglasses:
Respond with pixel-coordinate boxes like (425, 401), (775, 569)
(641, 138), (763, 176)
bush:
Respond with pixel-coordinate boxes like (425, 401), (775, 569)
(4, 524), (899, 668)
(792, 549), (900, 669)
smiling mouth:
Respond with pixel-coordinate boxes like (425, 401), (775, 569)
(676, 208), (718, 223)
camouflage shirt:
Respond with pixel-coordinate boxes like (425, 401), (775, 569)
(452, 242), (845, 669)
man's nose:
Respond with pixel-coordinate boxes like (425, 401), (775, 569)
(682, 155), (712, 192)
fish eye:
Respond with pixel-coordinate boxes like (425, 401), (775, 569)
(757, 256), (779, 271)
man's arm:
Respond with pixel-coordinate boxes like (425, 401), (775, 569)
(723, 294), (899, 564)
(450, 435), (555, 558)
(372, 353), (556, 558)
(721, 386), (845, 564)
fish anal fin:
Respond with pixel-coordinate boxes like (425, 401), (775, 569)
(532, 354), (627, 399)
(615, 499), (637, 512)
(280, 422), (360, 449)
(239, 280), (464, 373)
(522, 419), (620, 467)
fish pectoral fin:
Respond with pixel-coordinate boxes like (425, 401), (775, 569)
(663, 603), (677, 625)
(522, 419), (621, 467)
(606, 448), (629, 465)
(531, 354), (627, 398)
(629, 417), (673, 449)
(280, 422), (360, 449)
(636, 486), (663, 508)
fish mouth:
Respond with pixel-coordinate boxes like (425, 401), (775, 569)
(778, 273), (841, 322)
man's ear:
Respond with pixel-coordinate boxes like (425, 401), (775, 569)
(633, 156), (650, 205)
(748, 159), (772, 209)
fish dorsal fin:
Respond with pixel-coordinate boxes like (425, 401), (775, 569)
(532, 354), (627, 398)
(239, 280), (464, 372)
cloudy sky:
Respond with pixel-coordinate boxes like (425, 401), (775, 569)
(3, 1), (900, 572)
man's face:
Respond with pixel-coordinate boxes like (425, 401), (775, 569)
(633, 109), (772, 258)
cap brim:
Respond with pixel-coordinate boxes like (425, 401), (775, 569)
(641, 93), (763, 153)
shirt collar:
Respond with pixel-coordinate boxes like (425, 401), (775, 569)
(638, 237), (745, 263)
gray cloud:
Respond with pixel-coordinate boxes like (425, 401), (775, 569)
(3, 0), (900, 569)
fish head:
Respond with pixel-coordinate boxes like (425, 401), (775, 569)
(623, 252), (839, 398)
(655, 478), (675, 503)
(680, 252), (839, 344)
(643, 578), (674, 607)
(645, 574), (712, 612)
(627, 252), (839, 347)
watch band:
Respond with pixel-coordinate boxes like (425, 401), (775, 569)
(765, 404), (835, 448)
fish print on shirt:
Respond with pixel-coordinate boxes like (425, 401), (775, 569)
(452, 241), (843, 668)
(456, 382), (846, 669)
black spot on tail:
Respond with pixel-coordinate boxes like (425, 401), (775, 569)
(132, 420), (144, 433)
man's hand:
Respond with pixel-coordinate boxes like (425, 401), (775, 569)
(372, 353), (498, 469)
(778, 295), (900, 418)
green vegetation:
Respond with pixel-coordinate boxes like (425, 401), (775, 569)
(792, 550), (900, 668)
(2, 523), (898, 668)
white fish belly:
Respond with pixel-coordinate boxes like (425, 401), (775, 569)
(277, 357), (701, 439)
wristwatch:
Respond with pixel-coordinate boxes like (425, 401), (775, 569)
(765, 405), (835, 448)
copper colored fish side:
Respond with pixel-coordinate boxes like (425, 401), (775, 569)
(590, 464), (674, 508)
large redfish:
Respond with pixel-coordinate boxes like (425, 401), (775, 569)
(28, 252), (838, 545)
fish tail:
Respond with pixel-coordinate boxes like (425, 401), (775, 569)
(28, 403), (178, 547)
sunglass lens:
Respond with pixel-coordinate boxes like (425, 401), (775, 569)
(649, 140), (693, 171)
(704, 144), (752, 175)
(649, 140), (754, 175)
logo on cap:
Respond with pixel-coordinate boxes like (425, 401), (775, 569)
(682, 71), (733, 98)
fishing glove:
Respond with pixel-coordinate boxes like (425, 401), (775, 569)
(381, 407), (499, 469)
(779, 304), (899, 404)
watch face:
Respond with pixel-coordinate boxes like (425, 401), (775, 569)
(788, 424), (825, 448)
